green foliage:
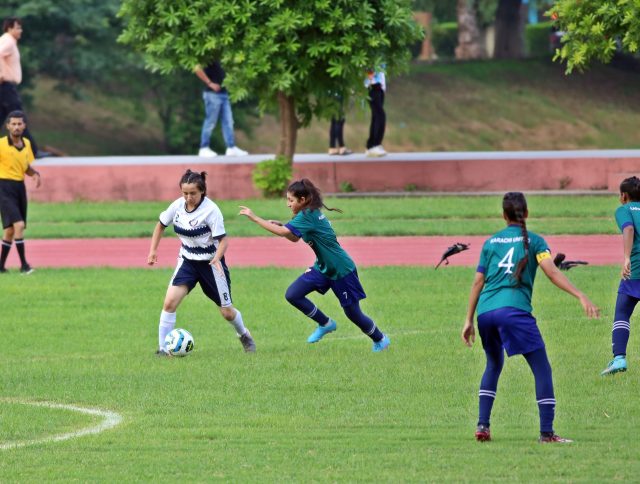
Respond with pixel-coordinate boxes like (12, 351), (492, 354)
(118, 0), (424, 129)
(252, 156), (293, 198)
(526, 21), (553, 57)
(339, 181), (356, 193)
(550, 0), (640, 72)
(431, 22), (458, 58)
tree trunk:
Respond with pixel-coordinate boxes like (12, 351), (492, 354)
(277, 91), (298, 164)
(455, 0), (486, 60)
(494, 0), (524, 59)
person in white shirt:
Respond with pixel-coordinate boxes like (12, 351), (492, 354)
(147, 169), (256, 354)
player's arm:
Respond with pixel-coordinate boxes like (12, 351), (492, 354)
(147, 222), (166, 265)
(25, 166), (41, 188)
(461, 271), (485, 347)
(539, 256), (599, 318)
(238, 206), (300, 242)
(622, 225), (634, 279)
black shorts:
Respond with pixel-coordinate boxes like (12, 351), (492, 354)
(170, 256), (232, 307)
(0, 179), (27, 229)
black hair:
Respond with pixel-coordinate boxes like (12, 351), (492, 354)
(3, 17), (21, 33)
(5, 110), (26, 125)
(287, 178), (342, 213)
(502, 192), (529, 285)
(620, 176), (640, 202)
(179, 169), (207, 195)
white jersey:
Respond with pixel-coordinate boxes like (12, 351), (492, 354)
(159, 197), (226, 261)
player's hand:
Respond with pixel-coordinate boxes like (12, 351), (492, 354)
(147, 253), (157, 265)
(210, 258), (223, 273)
(579, 295), (600, 319)
(238, 206), (255, 220)
(461, 320), (475, 347)
(622, 257), (631, 279)
(33, 172), (41, 188)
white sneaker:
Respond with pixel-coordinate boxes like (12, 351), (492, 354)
(225, 146), (249, 156)
(366, 145), (387, 157)
(198, 147), (217, 157)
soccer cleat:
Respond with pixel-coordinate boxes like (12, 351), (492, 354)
(225, 146), (248, 157)
(198, 147), (217, 157)
(307, 319), (337, 343)
(539, 433), (573, 443)
(372, 334), (391, 352)
(601, 355), (627, 376)
(155, 347), (172, 358)
(239, 330), (256, 353)
(20, 264), (34, 275)
(475, 424), (491, 442)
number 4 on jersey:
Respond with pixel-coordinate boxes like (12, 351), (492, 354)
(498, 247), (515, 274)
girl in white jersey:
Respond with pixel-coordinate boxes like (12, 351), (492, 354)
(147, 169), (256, 355)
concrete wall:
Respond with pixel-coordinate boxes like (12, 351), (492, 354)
(29, 150), (640, 201)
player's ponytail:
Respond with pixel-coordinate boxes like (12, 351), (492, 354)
(287, 179), (343, 213)
(503, 192), (529, 285)
(620, 176), (640, 202)
(179, 169), (208, 195)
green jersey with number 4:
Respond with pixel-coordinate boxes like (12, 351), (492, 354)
(615, 202), (640, 279)
(476, 225), (551, 316)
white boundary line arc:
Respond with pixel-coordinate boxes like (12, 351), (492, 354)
(0, 400), (123, 451)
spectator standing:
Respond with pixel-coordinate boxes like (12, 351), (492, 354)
(364, 67), (387, 157)
(0, 110), (41, 274)
(195, 61), (248, 158)
(0, 17), (38, 158)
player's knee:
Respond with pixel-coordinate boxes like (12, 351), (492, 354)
(220, 306), (235, 321)
(163, 300), (178, 312)
(285, 286), (299, 305)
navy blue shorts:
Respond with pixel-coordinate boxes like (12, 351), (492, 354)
(299, 267), (366, 308)
(170, 257), (232, 307)
(618, 279), (640, 299)
(477, 307), (545, 357)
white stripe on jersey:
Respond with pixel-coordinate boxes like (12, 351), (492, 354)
(159, 197), (226, 261)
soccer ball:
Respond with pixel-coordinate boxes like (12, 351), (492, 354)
(164, 328), (195, 357)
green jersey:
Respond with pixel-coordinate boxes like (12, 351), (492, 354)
(285, 208), (356, 279)
(615, 202), (640, 279)
(476, 225), (551, 316)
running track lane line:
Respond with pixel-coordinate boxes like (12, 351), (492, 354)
(0, 235), (621, 269)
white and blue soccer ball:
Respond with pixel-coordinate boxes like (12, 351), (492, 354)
(164, 328), (195, 357)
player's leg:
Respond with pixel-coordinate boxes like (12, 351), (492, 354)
(285, 269), (336, 343)
(0, 225), (13, 272)
(157, 284), (189, 353)
(13, 220), (30, 273)
(601, 290), (637, 375)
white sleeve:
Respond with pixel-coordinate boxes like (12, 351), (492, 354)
(208, 204), (226, 238)
(159, 200), (179, 227)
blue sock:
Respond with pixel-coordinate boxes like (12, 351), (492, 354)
(524, 348), (555, 434)
(612, 292), (637, 356)
(478, 347), (504, 426)
(343, 302), (384, 342)
(285, 278), (330, 326)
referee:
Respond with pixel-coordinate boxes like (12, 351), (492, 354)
(0, 110), (40, 273)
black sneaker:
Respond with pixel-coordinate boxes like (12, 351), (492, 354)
(539, 432), (573, 443)
(239, 330), (256, 353)
(475, 424), (491, 442)
(20, 264), (34, 275)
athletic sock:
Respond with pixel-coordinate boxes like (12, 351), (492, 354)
(0, 239), (12, 268)
(612, 321), (630, 357)
(14, 238), (27, 266)
(158, 310), (176, 348)
(524, 348), (555, 434)
(343, 302), (383, 341)
(228, 309), (248, 336)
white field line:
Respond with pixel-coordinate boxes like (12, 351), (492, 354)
(0, 400), (123, 450)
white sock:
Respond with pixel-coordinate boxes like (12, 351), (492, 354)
(159, 310), (176, 348)
(228, 309), (247, 336)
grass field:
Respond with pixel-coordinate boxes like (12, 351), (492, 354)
(26, 194), (620, 239)
(1, 266), (639, 481)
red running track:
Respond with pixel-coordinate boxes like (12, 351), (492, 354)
(0, 235), (622, 269)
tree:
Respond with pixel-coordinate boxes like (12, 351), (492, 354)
(550, 0), (640, 73)
(455, 0), (487, 60)
(493, 0), (526, 59)
(118, 0), (423, 163)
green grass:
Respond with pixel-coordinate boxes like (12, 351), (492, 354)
(0, 266), (636, 480)
(26, 195), (620, 238)
(28, 60), (640, 156)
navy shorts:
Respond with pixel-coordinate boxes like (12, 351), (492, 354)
(0, 179), (27, 229)
(170, 256), (232, 307)
(477, 307), (545, 357)
(618, 279), (640, 299)
(299, 267), (366, 308)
